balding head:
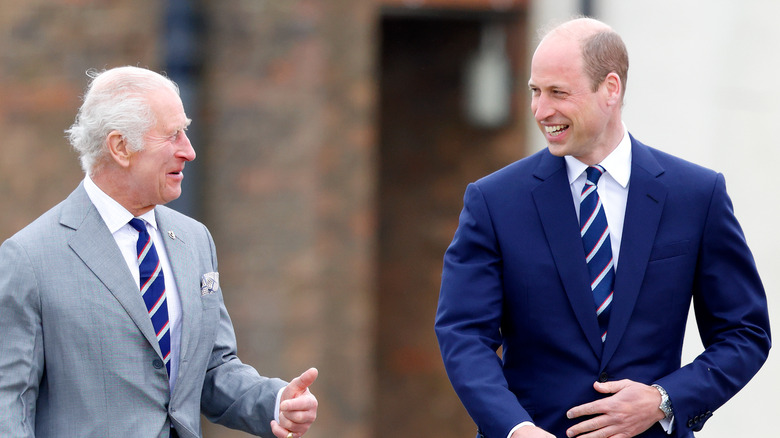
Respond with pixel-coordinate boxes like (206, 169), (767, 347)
(538, 17), (629, 100)
(542, 17), (612, 41)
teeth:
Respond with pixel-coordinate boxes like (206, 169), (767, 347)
(545, 125), (567, 136)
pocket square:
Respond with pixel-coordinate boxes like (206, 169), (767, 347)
(201, 272), (220, 296)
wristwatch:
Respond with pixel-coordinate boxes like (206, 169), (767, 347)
(651, 384), (673, 419)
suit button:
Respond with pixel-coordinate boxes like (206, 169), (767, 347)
(598, 372), (609, 382)
(153, 359), (164, 369)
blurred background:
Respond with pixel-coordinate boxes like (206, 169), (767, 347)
(0, 0), (776, 437)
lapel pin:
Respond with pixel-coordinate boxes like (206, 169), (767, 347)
(168, 230), (176, 240)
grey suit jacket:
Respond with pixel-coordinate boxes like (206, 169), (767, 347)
(0, 184), (286, 437)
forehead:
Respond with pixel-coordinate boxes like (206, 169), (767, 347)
(147, 87), (188, 128)
(529, 35), (587, 87)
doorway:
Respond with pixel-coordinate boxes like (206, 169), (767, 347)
(376, 7), (529, 436)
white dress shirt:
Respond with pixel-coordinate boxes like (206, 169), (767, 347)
(83, 175), (183, 393)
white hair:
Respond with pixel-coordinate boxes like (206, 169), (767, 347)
(65, 66), (180, 175)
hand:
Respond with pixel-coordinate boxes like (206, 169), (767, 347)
(565, 379), (664, 438)
(511, 425), (556, 438)
(270, 368), (319, 438)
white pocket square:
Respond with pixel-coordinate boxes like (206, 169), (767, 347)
(201, 272), (220, 296)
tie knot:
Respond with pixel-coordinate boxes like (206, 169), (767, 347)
(128, 218), (146, 234)
(585, 165), (605, 185)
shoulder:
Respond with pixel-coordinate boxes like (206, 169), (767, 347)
(631, 136), (721, 187)
(155, 204), (205, 230)
(5, 196), (73, 247)
(474, 148), (555, 191)
(633, 136), (716, 175)
(154, 205), (215, 245)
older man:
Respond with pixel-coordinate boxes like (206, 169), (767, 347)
(0, 66), (317, 438)
(435, 17), (770, 438)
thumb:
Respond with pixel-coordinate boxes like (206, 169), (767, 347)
(593, 378), (629, 394)
(283, 367), (319, 399)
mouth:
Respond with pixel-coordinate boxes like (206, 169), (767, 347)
(544, 124), (569, 137)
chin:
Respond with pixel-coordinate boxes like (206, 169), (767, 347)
(546, 144), (569, 157)
(161, 193), (182, 205)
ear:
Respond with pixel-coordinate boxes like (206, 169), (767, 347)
(602, 72), (622, 106)
(106, 130), (133, 168)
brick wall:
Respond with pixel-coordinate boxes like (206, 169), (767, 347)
(0, 0), (161, 235)
(0, 1), (528, 437)
(0, 1), (375, 437)
(199, 1), (376, 437)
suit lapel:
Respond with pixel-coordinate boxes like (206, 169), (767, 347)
(601, 137), (667, 367)
(532, 153), (603, 358)
(155, 208), (201, 363)
(62, 185), (163, 358)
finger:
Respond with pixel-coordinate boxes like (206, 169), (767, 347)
(274, 416), (309, 438)
(279, 392), (318, 432)
(567, 399), (601, 419)
(593, 378), (631, 395)
(284, 368), (319, 398)
(566, 415), (611, 438)
(281, 391), (318, 413)
(270, 420), (291, 438)
(280, 407), (317, 426)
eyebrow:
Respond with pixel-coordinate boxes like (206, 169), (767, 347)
(528, 81), (568, 91)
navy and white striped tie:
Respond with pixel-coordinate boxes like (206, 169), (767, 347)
(580, 165), (615, 342)
(129, 218), (171, 375)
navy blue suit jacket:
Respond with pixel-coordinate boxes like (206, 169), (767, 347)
(435, 135), (771, 438)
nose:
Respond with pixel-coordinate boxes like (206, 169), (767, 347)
(532, 93), (555, 121)
(177, 131), (196, 162)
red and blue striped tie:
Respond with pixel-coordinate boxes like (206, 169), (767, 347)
(580, 165), (615, 343)
(129, 218), (171, 375)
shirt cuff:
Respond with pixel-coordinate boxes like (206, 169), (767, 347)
(507, 421), (535, 438)
(274, 387), (285, 422)
(659, 415), (674, 434)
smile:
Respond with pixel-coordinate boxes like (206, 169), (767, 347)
(545, 124), (569, 136)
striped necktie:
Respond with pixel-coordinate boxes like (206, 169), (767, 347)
(580, 165), (615, 342)
(128, 218), (171, 375)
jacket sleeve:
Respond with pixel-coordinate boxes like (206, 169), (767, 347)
(435, 183), (532, 438)
(0, 239), (44, 438)
(655, 173), (771, 433)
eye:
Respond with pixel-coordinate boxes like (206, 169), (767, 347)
(171, 127), (187, 140)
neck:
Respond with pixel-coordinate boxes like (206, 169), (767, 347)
(91, 168), (153, 217)
(579, 119), (625, 165)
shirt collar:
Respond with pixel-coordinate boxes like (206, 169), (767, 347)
(565, 124), (632, 188)
(83, 174), (158, 233)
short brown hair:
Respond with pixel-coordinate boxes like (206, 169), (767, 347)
(581, 30), (629, 98)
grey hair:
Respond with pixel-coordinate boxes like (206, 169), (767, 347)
(65, 66), (180, 175)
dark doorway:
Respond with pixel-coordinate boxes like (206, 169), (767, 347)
(376, 8), (529, 437)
